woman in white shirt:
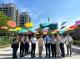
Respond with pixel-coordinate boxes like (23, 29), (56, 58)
(31, 35), (37, 58)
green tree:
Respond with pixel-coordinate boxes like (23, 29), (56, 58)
(0, 11), (10, 26)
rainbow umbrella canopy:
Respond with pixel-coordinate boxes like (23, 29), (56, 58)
(24, 22), (33, 28)
(7, 20), (16, 28)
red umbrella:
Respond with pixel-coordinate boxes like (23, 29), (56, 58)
(7, 20), (16, 28)
(69, 25), (78, 29)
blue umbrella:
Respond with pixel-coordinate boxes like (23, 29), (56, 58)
(28, 28), (35, 32)
(42, 21), (50, 26)
(18, 29), (28, 33)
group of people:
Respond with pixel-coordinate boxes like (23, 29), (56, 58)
(11, 33), (73, 59)
(43, 34), (73, 58)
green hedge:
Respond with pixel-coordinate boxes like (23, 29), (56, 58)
(0, 36), (12, 45)
(73, 40), (80, 46)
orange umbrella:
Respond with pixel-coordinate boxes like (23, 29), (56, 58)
(7, 20), (16, 28)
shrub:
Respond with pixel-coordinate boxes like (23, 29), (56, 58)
(73, 40), (80, 46)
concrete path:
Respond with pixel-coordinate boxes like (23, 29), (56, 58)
(0, 43), (80, 59)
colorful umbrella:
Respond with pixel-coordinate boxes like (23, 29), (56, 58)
(1, 26), (8, 29)
(51, 29), (58, 34)
(43, 31), (48, 34)
(9, 29), (17, 31)
(7, 20), (16, 28)
(61, 21), (67, 26)
(15, 27), (22, 31)
(75, 20), (80, 25)
(59, 30), (65, 34)
(18, 29), (28, 33)
(60, 26), (66, 29)
(42, 27), (49, 31)
(69, 25), (78, 29)
(25, 22), (33, 28)
(41, 22), (50, 26)
(28, 28), (35, 32)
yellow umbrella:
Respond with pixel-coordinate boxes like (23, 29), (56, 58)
(24, 22), (33, 28)
(15, 27), (22, 31)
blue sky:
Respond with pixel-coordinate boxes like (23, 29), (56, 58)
(0, 0), (80, 29)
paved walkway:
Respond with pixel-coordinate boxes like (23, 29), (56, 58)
(0, 44), (80, 59)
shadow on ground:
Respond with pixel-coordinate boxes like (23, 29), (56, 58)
(0, 57), (63, 59)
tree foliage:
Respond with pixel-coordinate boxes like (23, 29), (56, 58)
(0, 11), (10, 26)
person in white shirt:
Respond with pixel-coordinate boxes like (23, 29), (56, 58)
(65, 34), (73, 56)
(51, 34), (57, 57)
(31, 35), (37, 58)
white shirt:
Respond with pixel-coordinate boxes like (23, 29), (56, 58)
(65, 36), (73, 44)
(51, 37), (57, 44)
(60, 38), (65, 43)
(31, 37), (37, 44)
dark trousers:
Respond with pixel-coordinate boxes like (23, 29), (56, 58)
(45, 43), (51, 57)
(24, 44), (29, 55)
(25, 48), (29, 55)
(20, 48), (24, 57)
(60, 43), (65, 57)
(13, 48), (18, 58)
(31, 43), (36, 57)
(51, 44), (56, 57)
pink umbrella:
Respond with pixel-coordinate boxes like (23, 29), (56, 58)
(75, 21), (80, 25)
